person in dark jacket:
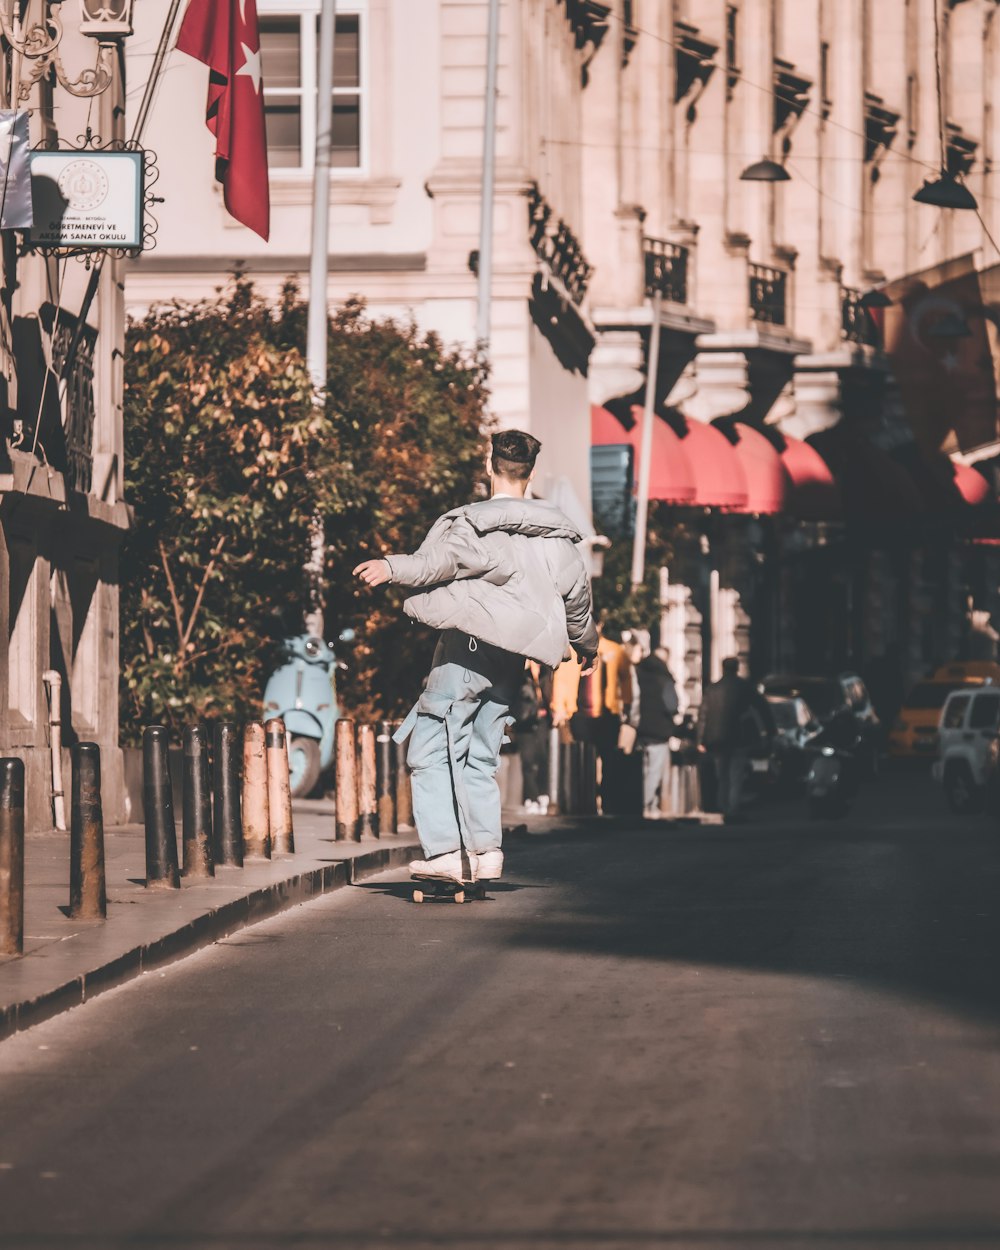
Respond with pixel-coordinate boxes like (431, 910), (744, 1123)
(697, 656), (773, 820)
(514, 661), (553, 813)
(633, 646), (679, 817)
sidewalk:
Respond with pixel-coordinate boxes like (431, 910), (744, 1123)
(0, 802), (419, 1043)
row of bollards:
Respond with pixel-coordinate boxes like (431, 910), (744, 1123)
(143, 718), (295, 890)
(334, 719), (412, 841)
(0, 713), (410, 958)
(1, 745), (107, 957)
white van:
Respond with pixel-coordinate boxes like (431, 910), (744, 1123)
(933, 686), (1000, 812)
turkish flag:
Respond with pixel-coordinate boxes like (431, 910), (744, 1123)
(884, 255), (998, 455)
(176, 0), (270, 240)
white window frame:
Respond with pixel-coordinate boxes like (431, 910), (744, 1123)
(258, 0), (368, 180)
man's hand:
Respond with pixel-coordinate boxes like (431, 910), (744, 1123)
(578, 653), (598, 678)
(353, 558), (392, 587)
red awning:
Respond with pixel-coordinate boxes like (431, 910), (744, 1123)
(628, 407), (698, 504)
(779, 433), (842, 520)
(667, 412), (749, 510)
(592, 404), (751, 510)
(951, 460), (991, 507)
(728, 423), (791, 514)
(591, 404), (631, 446)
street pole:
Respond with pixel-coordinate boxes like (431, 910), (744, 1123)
(475, 0), (501, 349)
(305, 0), (337, 638)
(307, 0), (337, 390)
(630, 289), (663, 589)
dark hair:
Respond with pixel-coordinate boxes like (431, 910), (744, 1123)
(722, 657), (740, 676)
(491, 429), (541, 481)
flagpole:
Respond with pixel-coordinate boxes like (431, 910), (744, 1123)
(305, 0), (337, 638)
(307, 0), (337, 391)
(630, 289), (662, 589)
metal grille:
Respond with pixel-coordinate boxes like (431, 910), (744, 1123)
(48, 313), (97, 495)
(644, 238), (689, 305)
(748, 263), (787, 326)
(840, 286), (879, 346)
(527, 185), (593, 306)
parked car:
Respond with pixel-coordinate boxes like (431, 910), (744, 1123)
(889, 679), (969, 760)
(890, 663), (1000, 760)
(761, 673), (881, 772)
(932, 660), (1000, 683)
(933, 686), (1000, 813)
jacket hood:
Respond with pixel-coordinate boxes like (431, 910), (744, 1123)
(448, 498), (584, 543)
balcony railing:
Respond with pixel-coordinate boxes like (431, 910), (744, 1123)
(840, 286), (880, 347)
(644, 238), (689, 305)
(43, 305), (96, 494)
(527, 185), (593, 306)
(749, 263), (787, 326)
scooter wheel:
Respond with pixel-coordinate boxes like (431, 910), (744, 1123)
(289, 735), (322, 797)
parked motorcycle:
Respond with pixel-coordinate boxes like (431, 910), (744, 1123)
(263, 629), (354, 797)
(804, 712), (862, 818)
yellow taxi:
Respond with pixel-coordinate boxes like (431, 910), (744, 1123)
(889, 661), (1000, 759)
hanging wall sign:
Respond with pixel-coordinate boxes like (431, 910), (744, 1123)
(29, 150), (144, 250)
(0, 112), (33, 230)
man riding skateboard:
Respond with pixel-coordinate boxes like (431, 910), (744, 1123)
(353, 430), (599, 888)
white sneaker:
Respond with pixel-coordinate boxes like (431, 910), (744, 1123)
(409, 850), (464, 883)
(470, 848), (504, 881)
(536, 794), (550, 813)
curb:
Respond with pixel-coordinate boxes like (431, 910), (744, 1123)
(0, 844), (414, 1043)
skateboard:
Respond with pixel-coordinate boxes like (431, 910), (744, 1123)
(410, 878), (490, 904)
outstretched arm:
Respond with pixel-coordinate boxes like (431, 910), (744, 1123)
(353, 517), (497, 590)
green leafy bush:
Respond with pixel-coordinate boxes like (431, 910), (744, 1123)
(121, 282), (489, 741)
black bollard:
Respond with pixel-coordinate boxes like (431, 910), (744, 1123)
(376, 721), (396, 837)
(0, 757), (25, 955)
(212, 721), (243, 867)
(143, 726), (180, 889)
(182, 726), (215, 878)
(70, 743), (106, 919)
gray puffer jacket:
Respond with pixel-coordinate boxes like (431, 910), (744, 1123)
(384, 497), (599, 668)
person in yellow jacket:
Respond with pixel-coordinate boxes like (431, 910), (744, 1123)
(566, 622), (635, 813)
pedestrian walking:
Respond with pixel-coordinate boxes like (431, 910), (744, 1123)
(353, 430), (599, 886)
(571, 622), (636, 814)
(696, 657), (773, 821)
(514, 662), (553, 814)
(632, 645), (679, 818)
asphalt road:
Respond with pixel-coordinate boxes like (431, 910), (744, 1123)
(1, 772), (1000, 1250)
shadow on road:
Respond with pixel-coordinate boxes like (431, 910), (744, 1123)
(504, 770), (1000, 1029)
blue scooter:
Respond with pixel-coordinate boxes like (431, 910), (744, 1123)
(263, 630), (354, 797)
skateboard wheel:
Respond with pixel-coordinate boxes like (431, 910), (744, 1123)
(412, 889), (425, 904)
(454, 890), (465, 904)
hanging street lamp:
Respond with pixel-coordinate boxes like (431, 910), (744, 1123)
(739, 157), (791, 182)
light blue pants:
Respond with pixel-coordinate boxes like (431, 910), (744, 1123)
(395, 631), (525, 859)
(642, 741), (671, 811)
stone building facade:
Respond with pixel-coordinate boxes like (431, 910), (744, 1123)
(1, 8), (131, 831)
(126, 0), (1000, 713)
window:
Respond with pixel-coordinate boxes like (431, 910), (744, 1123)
(260, 6), (364, 173)
(943, 695), (970, 730)
(726, 5), (739, 97)
(969, 693), (1000, 730)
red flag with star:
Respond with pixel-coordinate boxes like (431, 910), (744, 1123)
(176, 0), (270, 240)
